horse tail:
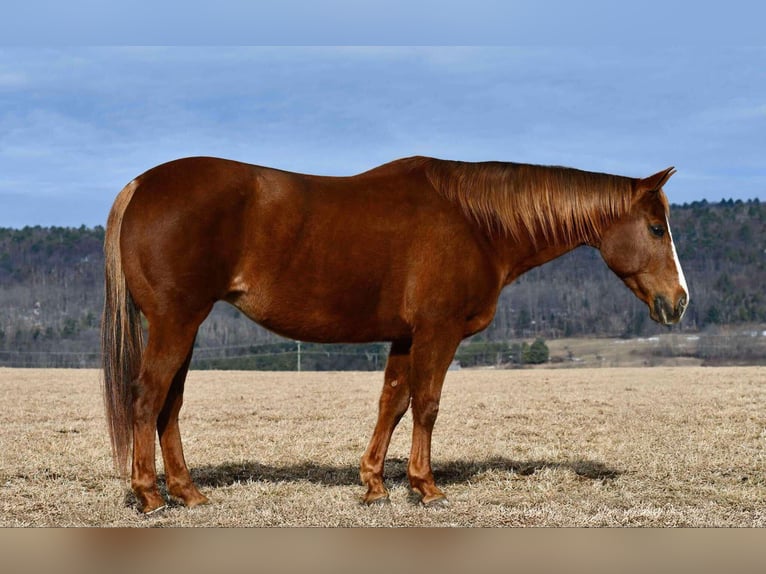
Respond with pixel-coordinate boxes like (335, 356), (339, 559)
(101, 179), (143, 478)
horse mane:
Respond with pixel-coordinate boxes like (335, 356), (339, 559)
(423, 158), (639, 246)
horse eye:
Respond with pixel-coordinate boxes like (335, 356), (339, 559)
(649, 224), (665, 238)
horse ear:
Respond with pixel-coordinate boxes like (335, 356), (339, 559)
(638, 167), (676, 192)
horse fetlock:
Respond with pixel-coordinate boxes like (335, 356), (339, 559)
(360, 464), (389, 504)
(407, 468), (441, 495)
(133, 484), (166, 514)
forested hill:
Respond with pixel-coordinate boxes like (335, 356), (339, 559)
(0, 199), (764, 367)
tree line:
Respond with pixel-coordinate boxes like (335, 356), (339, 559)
(0, 198), (764, 368)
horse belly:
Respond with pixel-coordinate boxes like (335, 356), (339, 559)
(226, 265), (411, 343)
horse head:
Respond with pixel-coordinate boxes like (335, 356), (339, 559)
(598, 167), (689, 325)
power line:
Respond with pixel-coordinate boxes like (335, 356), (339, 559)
(0, 349), (100, 356)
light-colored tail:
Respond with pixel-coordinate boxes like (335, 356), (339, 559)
(101, 180), (143, 478)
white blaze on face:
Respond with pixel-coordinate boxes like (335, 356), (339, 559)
(666, 215), (689, 310)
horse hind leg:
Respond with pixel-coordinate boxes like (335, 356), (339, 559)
(131, 310), (207, 513)
(157, 344), (209, 508)
(360, 340), (412, 504)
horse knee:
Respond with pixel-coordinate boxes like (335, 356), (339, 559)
(390, 391), (411, 418)
(412, 398), (440, 427)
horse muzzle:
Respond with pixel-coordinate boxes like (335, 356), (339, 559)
(651, 294), (688, 325)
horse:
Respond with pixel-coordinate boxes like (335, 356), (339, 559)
(101, 155), (688, 513)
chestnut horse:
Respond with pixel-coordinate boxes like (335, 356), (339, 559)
(102, 156), (688, 512)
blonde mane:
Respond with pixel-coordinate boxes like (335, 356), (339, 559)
(424, 159), (638, 246)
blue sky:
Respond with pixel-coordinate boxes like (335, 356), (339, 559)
(0, 46), (764, 228)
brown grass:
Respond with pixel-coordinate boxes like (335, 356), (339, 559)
(1, 367), (765, 526)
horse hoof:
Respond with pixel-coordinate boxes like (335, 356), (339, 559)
(421, 496), (450, 508)
(168, 482), (210, 508)
(134, 490), (168, 514)
(362, 492), (391, 506)
(181, 492), (210, 508)
(366, 496), (391, 507)
(407, 488), (449, 507)
(142, 504), (168, 516)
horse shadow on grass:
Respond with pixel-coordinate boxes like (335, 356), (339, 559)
(188, 456), (621, 490)
(127, 457), (620, 510)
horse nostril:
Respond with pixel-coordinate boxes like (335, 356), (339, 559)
(653, 296), (669, 324)
(675, 294), (688, 320)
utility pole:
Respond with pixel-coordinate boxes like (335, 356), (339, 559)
(297, 340), (302, 372)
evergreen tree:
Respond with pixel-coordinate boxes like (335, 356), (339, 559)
(524, 338), (550, 364)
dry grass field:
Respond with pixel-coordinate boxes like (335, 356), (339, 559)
(1, 366), (765, 527)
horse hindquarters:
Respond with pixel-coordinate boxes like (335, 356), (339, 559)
(108, 166), (238, 512)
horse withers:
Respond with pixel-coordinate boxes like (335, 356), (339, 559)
(101, 156), (688, 513)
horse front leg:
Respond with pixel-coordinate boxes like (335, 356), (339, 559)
(407, 330), (461, 506)
(360, 340), (412, 504)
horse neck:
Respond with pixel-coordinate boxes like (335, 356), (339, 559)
(492, 229), (585, 285)
(424, 159), (637, 284)
(429, 159), (634, 235)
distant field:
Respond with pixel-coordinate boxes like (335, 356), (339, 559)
(544, 334), (704, 368)
(543, 328), (766, 368)
(1, 367), (765, 526)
